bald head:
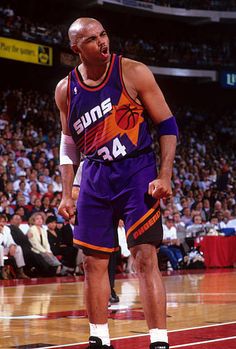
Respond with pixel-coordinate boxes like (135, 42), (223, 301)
(68, 17), (110, 64)
(68, 17), (101, 46)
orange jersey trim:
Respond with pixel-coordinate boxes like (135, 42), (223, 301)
(66, 72), (71, 122)
(118, 55), (143, 108)
(74, 54), (116, 92)
(73, 238), (120, 253)
(126, 201), (160, 238)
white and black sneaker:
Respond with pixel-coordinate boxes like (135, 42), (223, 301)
(86, 336), (114, 349)
(150, 342), (169, 349)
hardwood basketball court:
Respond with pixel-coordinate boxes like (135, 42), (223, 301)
(0, 269), (236, 348)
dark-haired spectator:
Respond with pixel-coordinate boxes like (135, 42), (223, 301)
(3, 181), (15, 203)
(14, 196), (31, 220)
(181, 207), (192, 227)
(46, 215), (77, 273)
(41, 196), (55, 216)
(52, 174), (62, 193)
(30, 198), (42, 215)
(29, 182), (41, 200)
(37, 174), (48, 194)
(17, 180), (31, 203)
(0, 194), (14, 218)
(7, 164), (18, 182)
(17, 149), (32, 169)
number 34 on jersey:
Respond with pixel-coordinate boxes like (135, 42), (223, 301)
(98, 137), (127, 161)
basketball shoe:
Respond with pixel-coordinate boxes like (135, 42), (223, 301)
(86, 336), (114, 349)
(150, 342), (169, 349)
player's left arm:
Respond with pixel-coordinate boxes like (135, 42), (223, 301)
(124, 61), (178, 199)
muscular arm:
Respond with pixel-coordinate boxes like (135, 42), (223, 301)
(123, 59), (177, 198)
(55, 77), (80, 218)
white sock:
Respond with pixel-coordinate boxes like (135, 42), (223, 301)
(149, 328), (168, 343)
(89, 323), (110, 346)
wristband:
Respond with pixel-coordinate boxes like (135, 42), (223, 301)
(155, 116), (179, 139)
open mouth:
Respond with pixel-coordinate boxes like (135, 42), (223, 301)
(100, 46), (109, 58)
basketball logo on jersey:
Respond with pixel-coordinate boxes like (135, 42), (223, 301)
(115, 104), (140, 130)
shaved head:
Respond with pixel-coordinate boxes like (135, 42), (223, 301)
(68, 17), (101, 46)
(68, 17), (110, 65)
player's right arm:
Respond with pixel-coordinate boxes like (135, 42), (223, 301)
(55, 77), (80, 219)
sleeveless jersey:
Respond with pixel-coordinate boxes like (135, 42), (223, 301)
(67, 54), (153, 162)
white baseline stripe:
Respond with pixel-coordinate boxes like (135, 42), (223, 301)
(37, 321), (236, 349)
(1, 292), (236, 300)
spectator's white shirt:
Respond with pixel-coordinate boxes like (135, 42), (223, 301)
(37, 180), (48, 194)
(17, 156), (32, 169)
(219, 221), (227, 229)
(226, 219), (236, 229)
(13, 179), (31, 192)
(0, 226), (16, 248)
(162, 224), (177, 240)
(118, 226), (130, 257)
(52, 181), (62, 193)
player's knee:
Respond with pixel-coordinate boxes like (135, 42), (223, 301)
(132, 247), (157, 274)
(83, 254), (109, 274)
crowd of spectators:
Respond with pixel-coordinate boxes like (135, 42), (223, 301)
(0, 5), (235, 69)
(112, 35), (234, 69)
(0, 86), (235, 277)
(0, 5), (64, 45)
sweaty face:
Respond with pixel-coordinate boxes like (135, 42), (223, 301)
(75, 22), (110, 64)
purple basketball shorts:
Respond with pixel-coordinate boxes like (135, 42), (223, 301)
(73, 152), (163, 253)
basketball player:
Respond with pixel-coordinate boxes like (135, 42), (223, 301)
(55, 18), (178, 349)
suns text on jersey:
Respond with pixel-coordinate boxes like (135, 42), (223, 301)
(73, 97), (112, 135)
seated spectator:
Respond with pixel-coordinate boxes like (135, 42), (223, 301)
(0, 194), (14, 219)
(29, 182), (41, 201)
(41, 195), (55, 215)
(30, 198), (42, 215)
(0, 213), (29, 279)
(52, 174), (62, 193)
(17, 149), (32, 169)
(181, 207), (192, 227)
(37, 174), (48, 194)
(46, 215), (77, 273)
(186, 214), (206, 238)
(27, 212), (63, 275)
(173, 211), (189, 254)
(14, 196), (31, 221)
(9, 214), (54, 276)
(159, 216), (184, 270)
(185, 214), (206, 249)
(13, 170), (30, 192)
(7, 165), (18, 182)
(205, 215), (220, 234)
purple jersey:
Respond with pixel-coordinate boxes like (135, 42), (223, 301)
(67, 54), (153, 162)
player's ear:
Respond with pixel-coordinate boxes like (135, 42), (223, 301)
(71, 43), (80, 54)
